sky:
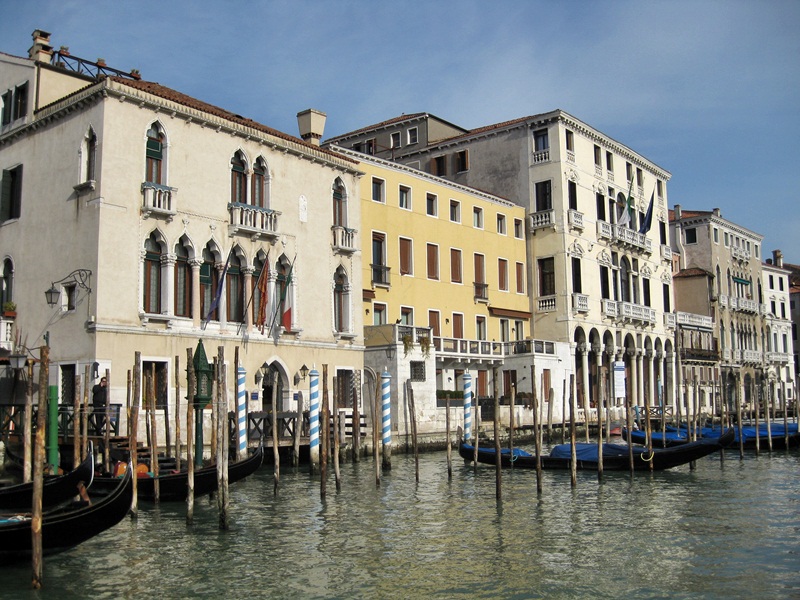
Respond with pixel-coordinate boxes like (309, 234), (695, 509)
(2, 0), (799, 261)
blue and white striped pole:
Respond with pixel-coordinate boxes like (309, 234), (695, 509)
(463, 373), (473, 441)
(381, 370), (392, 470)
(236, 366), (247, 460)
(308, 369), (320, 473)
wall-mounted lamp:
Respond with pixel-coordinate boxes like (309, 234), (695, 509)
(445, 318), (450, 324)
(45, 269), (92, 306)
(255, 361), (270, 385)
(385, 345), (396, 361)
(299, 364), (309, 381)
(8, 352), (27, 371)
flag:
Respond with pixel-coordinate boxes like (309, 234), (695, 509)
(618, 177), (634, 227)
(205, 248), (232, 322)
(280, 265), (293, 330)
(639, 191), (655, 234)
(255, 262), (269, 333)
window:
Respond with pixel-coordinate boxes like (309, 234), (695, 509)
(642, 277), (651, 307)
(227, 253), (244, 323)
(400, 306), (414, 325)
(456, 150), (469, 172)
(253, 255), (268, 329)
(498, 258), (508, 291)
(199, 247), (218, 321)
(473, 206), (484, 228)
(145, 124), (165, 184)
(476, 316), (487, 340)
(399, 238), (413, 276)
(565, 130), (574, 152)
(409, 361), (426, 381)
(568, 181), (577, 210)
(426, 193), (437, 216)
(571, 257), (582, 294)
(636, 168), (643, 188)
(538, 257), (555, 296)
(1, 258), (13, 308)
(390, 132), (401, 149)
(371, 233), (388, 286)
(0, 165), (23, 222)
(594, 145), (602, 167)
(428, 310), (441, 337)
(84, 128), (97, 183)
(65, 284), (78, 312)
(450, 200), (461, 223)
(496, 214), (506, 235)
(685, 227), (697, 244)
(516, 262), (525, 294)
(474, 253), (486, 284)
(533, 129), (549, 152)
(332, 178), (346, 227)
(663, 283), (671, 312)
(779, 277), (785, 292)
(626, 162), (633, 183)
(514, 218), (523, 239)
(450, 248), (462, 283)
(606, 151), (614, 173)
(769, 275), (774, 290)
(365, 139), (376, 155)
(371, 177), (385, 203)
(535, 180), (552, 211)
(600, 266), (610, 300)
(724, 231), (729, 246)
(426, 244), (439, 280)
(1, 83), (27, 125)
(407, 127), (418, 145)
(660, 221), (667, 245)
(373, 303), (387, 325)
(433, 156), (447, 176)
(252, 158), (268, 208)
(174, 242), (192, 317)
(596, 192), (606, 221)
(143, 235), (162, 314)
(657, 180), (664, 198)
(0, 90), (10, 126)
(399, 185), (411, 210)
(231, 152), (247, 204)
(452, 313), (464, 338)
(276, 256), (293, 330)
(333, 267), (349, 333)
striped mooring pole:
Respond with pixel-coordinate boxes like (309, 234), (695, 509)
(308, 369), (320, 473)
(463, 372), (473, 441)
(381, 370), (392, 470)
(236, 366), (247, 460)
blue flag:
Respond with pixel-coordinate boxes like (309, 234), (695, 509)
(639, 191), (654, 235)
(205, 249), (233, 322)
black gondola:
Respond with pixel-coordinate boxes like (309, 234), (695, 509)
(0, 466), (132, 563)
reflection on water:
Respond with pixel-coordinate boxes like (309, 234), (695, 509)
(4, 450), (800, 599)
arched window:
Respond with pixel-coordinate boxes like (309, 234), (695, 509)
(231, 151), (247, 204)
(277, 255), (293, 331)
(143, 234), (162, 313)
(333, 266), (350, 333)
(252, 158), (268, 208)
(227, 250), (244, 323)
(253, 254), (269, 332)
(84, 128), (97, 182)
(333, 179), (346, 227)
(145, 123), (165, 184)
(715, 265), (721, 296)
(1, 258), (13, 307)
(174, 241), (192, 317)
(200, 245), (218, 321)
(620, 257), (631, 303)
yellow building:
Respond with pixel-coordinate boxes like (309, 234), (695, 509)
(333, 147), (530, 436)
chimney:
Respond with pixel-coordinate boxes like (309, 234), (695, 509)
(297, 109), (326, 146)
(28, 29), (53, 64)
(674, 204), (681, 220)
(712, 207), (721, 217)
(773, 249), (783, 268)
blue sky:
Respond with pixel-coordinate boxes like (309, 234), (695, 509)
(3, 1), (799, 261)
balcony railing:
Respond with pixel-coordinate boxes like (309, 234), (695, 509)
(661, 245), (672, 261)
(596, 220), (652, 252)
(767, 351), (791, 364)
(603, 300), (656, 324)
(743, 349), (762, 364)
(664, 313), (676, 329)
(0, 315), (15, 351)
(331, 225), (357, 254)
(141, 182), (177, 220)
(228, 203), (280, 240)
(676, 312), (714, 329)
(572, 293), (589, 313)
(731, 246), (751, 262)
(532, 148), (550, 164)
(371, 264), (391, 287)
(529, 210), (554, 231)
(538, 295), (556, 312)
(567, 209), (584, 230)
(680, 347), (719, 362)
(473, 282), (489, 302)
(737, 298), (758, 314)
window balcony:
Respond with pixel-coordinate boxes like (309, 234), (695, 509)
(532, 148), (550, 164)
(680, 347), (719, 362)
(722, 348), (731, 362)
(767, 351), (791, 364)
(737, 298), (758, 314)
(595, 165), (603, 177)
(228, 203), (280, 241)
(529, 210), (554, 231)
(661, 244), (672, 261)
(0, 315), (15, 352)
(607, 169), (615, 183)
(572, 293), (589, 313)
(676, 312), (713, 329)
(602, 299), (618, 318)
(141, 182), (177, 221)
(718, 294), (728, 308)
(743, 349), (762, 364)
(664, 313), (677, 329)
(473, 282), (489, 303)
(332, 225), (357, 254)
(567, 209), (584, 230)
(596, 220), (652, 253)
(728, 296), (738, 310)
(604, 300), (656, 325)
(731, 246), (751, 262)
(538, 295), (556, 312)
(371, 264), (390, 288)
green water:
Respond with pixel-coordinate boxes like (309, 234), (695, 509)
(3, 448), (799, 599)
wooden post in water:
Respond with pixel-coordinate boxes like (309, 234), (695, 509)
(530, 364), (543, 494)
(353, 369), (361, 463)
(126, 370), (132, 439)
(321, 365), (329, 499)
(735, 375), (744, 459)
(407, 380), (419, 483)
(625, 380), (634, 476)
(546, 381), (554, 444)
(217, 346), (229, 530)
(508, 378), (515, 469)
(754, 381), (762, 456)
(23, 360), (34, 483)
(104, 368), (112, 473)
(73, 372), (81, 472)
(131, 353), (142, 519)
(373, 374), (381, 486)
(644, 370), (653, 472)
(31, 345), (49, 590)
(492, 367), (502, 501)
(561, 379), (567, 444)
(765, 378), (773, 453)
(597, 366), (606, 480)
(186, 348), (195, 524)
(81, 365), (90, 461)
(445, 389), (452, 480)
(271, 370), (280, 495)
(569, 374), (577, 487)
(782, 380), (789, 449)
(149, 364), (160, 503)
(163, 366), (172, 460)
(210, 358), (218, 467)
(175, 355), (182, 472)
(332, 376), (341, 492)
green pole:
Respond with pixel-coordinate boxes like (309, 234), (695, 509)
(195, 406), (204, 468)
(47, 384), (59, 472)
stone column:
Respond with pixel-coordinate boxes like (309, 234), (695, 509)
(190, 258), (202, 328)
(162, 253), (176, 317)
(243, 266), (254, 332)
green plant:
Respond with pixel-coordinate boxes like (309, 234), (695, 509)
(419, 335), (431, 358)
(402, 334), (414, 357)
(3, 301), (16, 313)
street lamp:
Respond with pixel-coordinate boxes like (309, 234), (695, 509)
(45, 269), (92, 307)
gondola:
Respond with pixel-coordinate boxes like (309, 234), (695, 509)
(0, 466), (132, 563)
(0, 442), (95, 511)
(623, 423), (800, 449)
(89, 444), (264, 501)
(621, 428), (690, 447)
(459, 428), (734, 471)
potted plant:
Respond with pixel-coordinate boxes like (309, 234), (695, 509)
(419, 336), (431, 358)
(3, 301), (16, 318)
(402, 334), (414, 357)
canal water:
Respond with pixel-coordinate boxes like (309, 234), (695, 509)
(4, 446), (800, 599)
